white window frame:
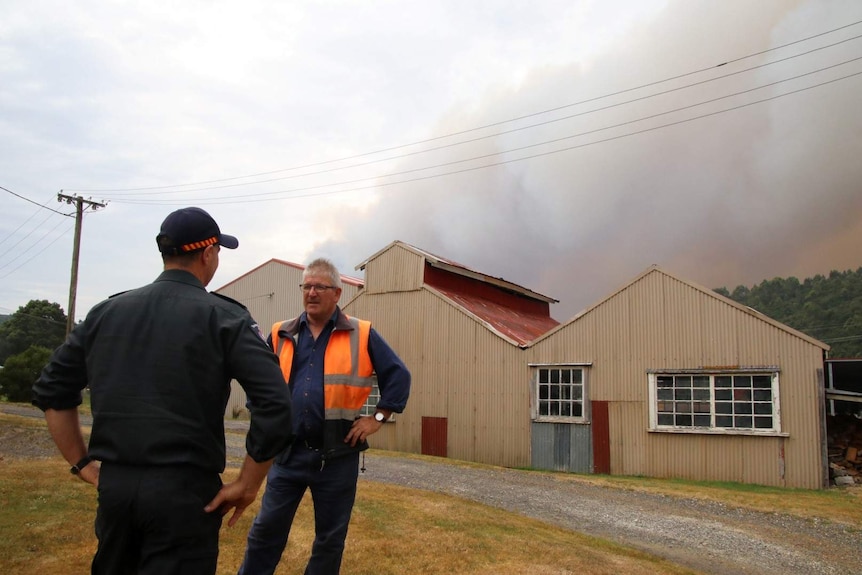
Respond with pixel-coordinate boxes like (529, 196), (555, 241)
(647, 368), (785, 436)
(529, 363), (591, 423)
(359, 375), (393, 421)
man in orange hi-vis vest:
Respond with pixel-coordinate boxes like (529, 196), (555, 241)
(238, 257), (411, 575)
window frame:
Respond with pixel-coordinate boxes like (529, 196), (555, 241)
(529, 363), (591, 424)
(359, 375), (393, 421)
(647, 367), (785, 436)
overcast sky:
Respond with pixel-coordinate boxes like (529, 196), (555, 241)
(2, 0), (861, 327)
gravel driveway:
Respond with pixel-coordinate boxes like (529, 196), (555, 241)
(5, 403), (861, 575)
(357, 454), (861, 575)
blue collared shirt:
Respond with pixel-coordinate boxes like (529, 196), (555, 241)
(290, 313), (333, 442)
(289, 309), (410, 443)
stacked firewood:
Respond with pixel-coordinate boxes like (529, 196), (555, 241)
(827, 414), (862, 486)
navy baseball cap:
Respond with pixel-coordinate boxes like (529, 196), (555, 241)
(156, 207), (239, 255)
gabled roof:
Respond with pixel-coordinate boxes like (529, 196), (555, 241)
(357, 241), (558, 304)
(533, 265), (830, 350)
(216, 258), (363, 292)
(359, 241), (559, 346)
(428, 284), (560, 346)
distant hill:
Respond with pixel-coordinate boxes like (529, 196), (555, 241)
(715, 267), (862, 359)
(0, 314), (9, 325)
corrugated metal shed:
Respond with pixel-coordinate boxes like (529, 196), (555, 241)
(214, 244), (833, 489)
(529, 266), (830, 488)
(346, 241), (559, 467)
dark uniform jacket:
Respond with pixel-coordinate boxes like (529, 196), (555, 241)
(33, 269), (294, 473)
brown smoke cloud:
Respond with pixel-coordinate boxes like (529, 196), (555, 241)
(313, 0), (862, 321)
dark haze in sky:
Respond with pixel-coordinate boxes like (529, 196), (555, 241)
(2, 1), (860, 324)
(314, 0), (862, 321)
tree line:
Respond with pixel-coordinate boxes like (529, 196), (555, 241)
(0, 300), (66, 402)
(715, 267), (862, 358)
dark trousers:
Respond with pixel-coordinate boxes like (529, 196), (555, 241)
(92, 463), (223, 575)
(238, 446), (360, 575)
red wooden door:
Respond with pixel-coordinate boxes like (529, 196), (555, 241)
(421, 416), (447, 457)
(591, 401), (610, 474)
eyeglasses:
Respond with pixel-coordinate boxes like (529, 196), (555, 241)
(299, 283), (337, 292)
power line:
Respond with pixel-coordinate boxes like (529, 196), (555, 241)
(0, 193), (65, 249)
(0, 221), (76, 281)
(90, 33), (862, 199)
(105, 65), (862, 206)
(0, 307), (68, 327)
(0, 210), (58, 260)
(67, 19), (862, 195)
(824, 334), (862, 343)
(0, 217), (71, 272)
(1, 186), (71, 217)
(800, 324), (862, 335)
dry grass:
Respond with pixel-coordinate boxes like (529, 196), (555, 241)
(223, 471), (701, 575)
(1, 458), (698, 575)
(0, 457), (99, 574)
(4, 410), (860, 575)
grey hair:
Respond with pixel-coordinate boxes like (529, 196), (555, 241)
(303, 257), (342, 289)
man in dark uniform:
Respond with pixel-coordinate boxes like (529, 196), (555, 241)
(33, 207), (294, 575)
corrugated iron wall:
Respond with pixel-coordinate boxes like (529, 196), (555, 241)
(530, 270), (827, 488)
(347, 287), (533, 468)
(215, 249), (827, 489)
(531, 422), (592, 472)
(362, 244), (423, 294)
(218, 261), (305, 333)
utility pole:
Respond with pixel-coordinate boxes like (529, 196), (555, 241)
(58, 192), (106, 336)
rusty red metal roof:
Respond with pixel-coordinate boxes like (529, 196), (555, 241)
(432, 284), (560, 345)
(360, 241), (560, 345)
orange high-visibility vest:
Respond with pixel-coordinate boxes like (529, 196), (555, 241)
(271, 315), (374, 424)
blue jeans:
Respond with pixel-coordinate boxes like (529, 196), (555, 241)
(238, 445), (360, 575)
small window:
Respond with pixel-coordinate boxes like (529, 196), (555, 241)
(650, 371), (780, 434)
(533, 366), (587, 422)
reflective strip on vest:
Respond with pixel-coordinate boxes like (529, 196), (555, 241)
(272, 315), (374, 422)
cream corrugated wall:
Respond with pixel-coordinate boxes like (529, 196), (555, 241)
(530, 270), (826, 489)
(346, 289), (533, 468)
(217, 260), (360, 419)
(362, 246), (424, 294)
(230, 248), (828, 487)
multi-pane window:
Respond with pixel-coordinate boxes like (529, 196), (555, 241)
(359, 377), (380, 417)
(652, 372), (779, 432)
(535, 367), (585, 421)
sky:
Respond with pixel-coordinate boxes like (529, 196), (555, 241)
(2, 0), (861, 325)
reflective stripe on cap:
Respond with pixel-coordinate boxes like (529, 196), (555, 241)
(180, 236), (218, 252)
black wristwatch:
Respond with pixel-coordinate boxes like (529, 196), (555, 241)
(70, 455), (94, 475)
